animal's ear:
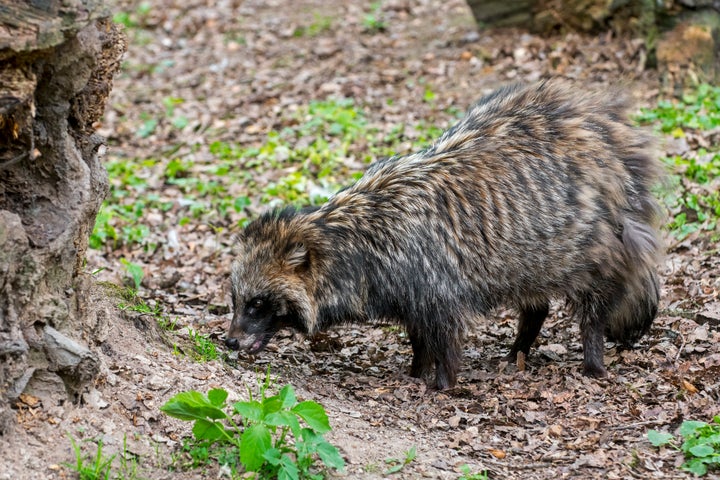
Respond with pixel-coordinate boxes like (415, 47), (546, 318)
(229, 232), (248, 257)
(284, 241), (310, 271)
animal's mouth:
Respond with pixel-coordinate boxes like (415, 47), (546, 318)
(247, 332), (273, 354)
(226, 330), (276, 354)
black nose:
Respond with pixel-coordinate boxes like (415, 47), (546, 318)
(225, 337), (240, 350)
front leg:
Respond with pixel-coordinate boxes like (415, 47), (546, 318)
(409, 331), (433, 378)
(506, 302), (550, 360)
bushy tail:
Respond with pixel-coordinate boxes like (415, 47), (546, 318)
(605, 218), (662, 345)
(605, 265), (660, 345)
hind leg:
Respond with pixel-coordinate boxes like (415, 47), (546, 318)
(507, 303), (550, 359)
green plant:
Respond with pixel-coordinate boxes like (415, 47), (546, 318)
(136, 113), (158, 139)
(362, 2), (386, 33)
(457, 464), (488, 480)
(117, 435), (142, 480)
(636, 84), (720, 134)
(293, 14), (333, 37)
(384, 446), (416, 474)
(187, 328), (219, 362)
(90, 207), (118, 249)
(636, 85), (720, 240)
(120, 258), (144, 290)
(162, 96), (189, 130)
(160, 376), (345, 479)
(648, 416), (720, 476)
(112, 2), (152, 29)
(64, 434), (117, 480)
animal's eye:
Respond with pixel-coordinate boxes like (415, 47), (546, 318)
(248, 298), (265, 310)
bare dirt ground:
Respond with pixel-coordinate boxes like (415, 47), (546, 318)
(1, 0), (719, 479)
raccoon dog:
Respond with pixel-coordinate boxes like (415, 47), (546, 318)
(225, 80), (663, 390)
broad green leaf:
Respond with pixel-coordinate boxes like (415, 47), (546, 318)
(647, 430), (674, 447)
(120, 258), (144, 290)
(171, 115), (189, 129)
(137, 118), (157, 138)
(208, 388), (228, 407)
(160, 391), (227, 421)
(689, 444), (715, 457)
(240, 424), (272, 471)
(263, 394), (283, 416)
(385, 463), (404, 474)
(299, 427), (320, 445)
(265, 411), (302, 437)
(278, 454), (300, 480)
(292, 401), (331, 433)
(316, 440), (345, 471)
(233, 400), (263, 422)
(279, 384), (297, 409)
(683, 457), (708, 476)
(192, 419), (226, 442)
(680, 421), (708, 437)
(263, 447), (282, 466)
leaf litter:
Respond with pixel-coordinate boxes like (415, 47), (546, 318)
(1, 0), (719, 479)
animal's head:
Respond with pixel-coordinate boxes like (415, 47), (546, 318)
(225, 208), (321, 354)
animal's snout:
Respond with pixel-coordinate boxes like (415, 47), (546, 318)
(225, 337), (240, 350)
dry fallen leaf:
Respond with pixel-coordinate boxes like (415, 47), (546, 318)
(681, 379), (698, 394)
(18, 393), (40, 407)
(489, 448), (507, 459)
(517, 351), (526, 371)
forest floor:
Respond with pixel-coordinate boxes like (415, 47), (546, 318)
(2, 0), (719, 479)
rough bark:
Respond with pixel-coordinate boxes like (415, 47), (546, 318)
(0, 0), (125, 433)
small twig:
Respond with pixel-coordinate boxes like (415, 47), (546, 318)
(481, 457), (558, 470)
(674, 330), (687, 364)
(610, 420), (669, 431)
(0, 151), (27, 170)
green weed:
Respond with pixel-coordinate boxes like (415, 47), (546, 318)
(64, 434), (117, 480)
(120, 258), (144, 290)
(113, 2), (152, 29)
(119, 298), (162, 316)
(636, 84), (720, 134)
(117, 435), (142, 480)
(362, 2), (387, 33)
(648, 416), (720, 476)
(63, 433), (144, 480)
(160, 372), (345, 479)
(187, 328), (219, 362)
(293, 15), (333, 37)
(384, 446), (416, 474)
(457, 464), (489, 480)
(637, 84), (720, 240)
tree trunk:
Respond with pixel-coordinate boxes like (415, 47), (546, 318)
(0, 0), (125, 433)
